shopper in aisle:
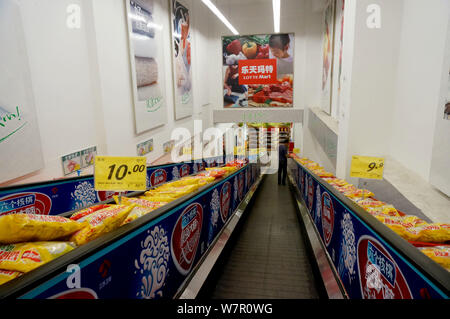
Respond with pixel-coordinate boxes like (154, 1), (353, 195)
(278, 140), (288, 185)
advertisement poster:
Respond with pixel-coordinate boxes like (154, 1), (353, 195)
(0, 0), (44, 184)
(321, 0), (335, 115)
(331, 0), (344, 119)
(222, 33), (294, 108)
(171, 0), (193, 119)
(125, 0), (168, 133)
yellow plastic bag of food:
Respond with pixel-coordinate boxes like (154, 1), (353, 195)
(0, 242), (75, 273)
(413, 224), (450, 243)
(0, 269), (22, 285)
(114, 196), (166, 210)
(70, 204), (111, 221)
(140, 195), (175, 203)
(343, 188), (375, 199)
(363, 205), (400, 217)
(121, 206), (155, 225)
(354, 198), (386, 207)
(323, 178), (348, 187)
(418, 246), (450, 270)
(70, 205), (135, 246)
(168, 177), (200, 187)
(373, 215), (427, 241)
(312, 169), (334, 178)
(0, 214), (84, 244)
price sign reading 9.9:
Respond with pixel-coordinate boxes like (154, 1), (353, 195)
(94, 156), (147, 191)
(350, 156), (385, 180)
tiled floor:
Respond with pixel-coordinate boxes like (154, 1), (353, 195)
(211, 173), (319, 299)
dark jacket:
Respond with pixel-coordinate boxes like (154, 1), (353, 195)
(279, 144), (288, 164)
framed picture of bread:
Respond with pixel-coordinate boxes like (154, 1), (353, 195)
(125, 0), (168, 133)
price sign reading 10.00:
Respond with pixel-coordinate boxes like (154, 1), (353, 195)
(94, 156), (147, 191)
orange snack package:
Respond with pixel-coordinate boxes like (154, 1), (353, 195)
(0, 214), (84, 244)
(70, 205), (135, 245)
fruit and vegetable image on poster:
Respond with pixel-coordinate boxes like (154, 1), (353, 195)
(222, 33), (294, 108)
(0, 0), (44, 183)
(171, 0), (193, 119)
(125, 0), (168, 133)
(321, 0), (335, 115)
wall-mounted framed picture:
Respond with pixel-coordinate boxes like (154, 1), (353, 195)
(170, 0), (193, 120)
(0, 0), (44, 183)
(125, 0), (168, 133)
(321, 0), (336, 115)
(222, 33), (295, 108)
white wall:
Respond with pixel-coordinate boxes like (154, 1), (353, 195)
(390, 0), (450, 182)
(335, 0), (403, 181)
(6, 0), (101, 185)
(1, 0), (216, 186)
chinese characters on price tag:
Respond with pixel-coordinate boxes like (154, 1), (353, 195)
(350, 156), (385, 180)
(238, 59), (277, 85)
(94, 156), (147, 191)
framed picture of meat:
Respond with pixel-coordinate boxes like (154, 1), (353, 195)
(170, 0), (193, 120)
(321, 0), (335, 115)
(222, 33), (295, 108)
(125, 0), (168, 134)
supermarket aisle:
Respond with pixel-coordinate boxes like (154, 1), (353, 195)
(208, 172), (320, 299)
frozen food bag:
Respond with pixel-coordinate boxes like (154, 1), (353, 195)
(0, 242), (75, 273)
(0, 269), (22, 286)
(70, 205), (135, 246)
(418, 246), (450, 270)
(0, 214), (84, 244)
(70, 204), (110, 221)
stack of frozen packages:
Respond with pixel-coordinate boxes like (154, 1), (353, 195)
(0, 214), (84, 285)
(290, 153), (450, 272)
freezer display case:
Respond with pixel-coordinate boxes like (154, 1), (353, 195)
(0, 160), (261, 299)
(0, 156), (224, 217)
(288, 156), (449, 299)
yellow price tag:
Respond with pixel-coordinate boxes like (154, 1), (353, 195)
(94, 156), (147, 191)
(182, 146), (192, 155)
(350, 156), (385, 180)
(293, 148), (300, 154)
